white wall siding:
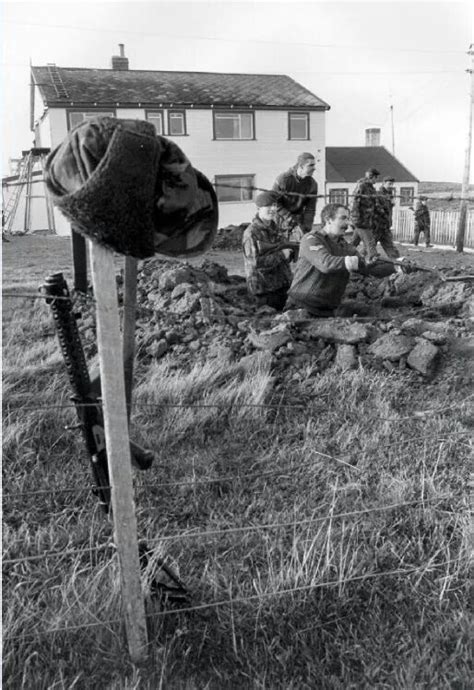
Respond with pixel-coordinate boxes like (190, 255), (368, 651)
(170, 109), (326, 227)
(26, 106), (326, 233)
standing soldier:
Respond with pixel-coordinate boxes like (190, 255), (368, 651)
(373, 176), (400, 258)
(413, 197), (432, 248)
(272, 152), (318, 240)
(350, 167), (379, 259)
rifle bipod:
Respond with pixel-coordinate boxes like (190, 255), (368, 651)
(41, 272), (189, 606)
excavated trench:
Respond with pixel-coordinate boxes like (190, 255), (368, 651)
(75, 258), (474, 388)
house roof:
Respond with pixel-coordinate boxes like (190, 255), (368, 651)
(326, 147), (419, 183)
(31, 66), (330, 110)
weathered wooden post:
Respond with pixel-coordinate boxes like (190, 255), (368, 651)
(71, 228), (88, 293)
(122, 256), (138, 419)
(88, 240), (148, 662)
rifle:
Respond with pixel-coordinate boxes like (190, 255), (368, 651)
(261, 241), (300, 257)
(42, 272), (189, 604)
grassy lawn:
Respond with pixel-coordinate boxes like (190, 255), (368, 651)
(2, 237), (472, 689)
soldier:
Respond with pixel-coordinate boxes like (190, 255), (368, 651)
(284, 203), (415, 318)
(242, 191), (295, 311)
(350, 167), (379, 259)
(272, 152), (318, 239)
(412, 197), (432, 248)
(373, 176), (400, 258)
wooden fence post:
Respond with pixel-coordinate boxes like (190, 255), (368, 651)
(88, 240), (148, 663)
(71, 228), (88, 293)
(122, 256), (138, 419)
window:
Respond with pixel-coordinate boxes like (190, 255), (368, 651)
(400, 187), (414, 206)
(215, 175), (255, 202)
(168, 111), (186, 136)
(68, 111), (114, 130)
(329, 188), (349, 206)
(146, 111), (164, 135)
(289, 112), (309, 140)
(214, 112), (254, 140)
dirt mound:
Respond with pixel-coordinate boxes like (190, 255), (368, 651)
(212, 223), (249, 251)
(76, 258), (474, 389)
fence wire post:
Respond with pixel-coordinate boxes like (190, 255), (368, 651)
(88, 240), (148, 663)
(122, 256), (137, 420)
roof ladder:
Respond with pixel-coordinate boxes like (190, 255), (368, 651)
(2, 148), (55, 237)
(46, 63), (70, 99)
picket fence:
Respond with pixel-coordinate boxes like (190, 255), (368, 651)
(392, 209), (474, 249)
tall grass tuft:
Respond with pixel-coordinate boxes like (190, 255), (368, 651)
(3, 298), (472, 688)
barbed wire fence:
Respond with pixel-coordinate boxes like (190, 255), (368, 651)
(3, 237), (473, 655)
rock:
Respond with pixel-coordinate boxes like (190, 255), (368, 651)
(158, 266), (199, 291)
(171, 282), (200, 300)
(368, 333), (415, 361)
(200, 260), (229, 283)
(400, 317), (452, 336)
(247, 324), (293, 352)
(273, 309), (312, 325)
(421, 331), (448, 345)
(460, 294), (474, 318)
(335, 344), (358, 371)
(286, 341), (308, 356)
(407, 339), (439, 376)
(421, 281), (471, 308)
(305, 319), (372, 344)
(173, 292), (201, 314)
(207, 343), (234, 362)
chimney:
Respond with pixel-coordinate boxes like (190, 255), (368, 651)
(365, 128), (381, 147)
(111, 44), (129, 70)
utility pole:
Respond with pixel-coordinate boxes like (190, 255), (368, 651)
(456, 43), (474, 253)
(390, 103), (395, 156)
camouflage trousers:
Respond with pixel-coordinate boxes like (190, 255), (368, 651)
(352, 225), (399, 259)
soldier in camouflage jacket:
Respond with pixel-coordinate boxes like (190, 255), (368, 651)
(272, 153), (318, 238)
(373, 177), (400, 258)
(242, 191), (295, 311)
(412, 197), (432, 247)
(350, 167), (379, 259)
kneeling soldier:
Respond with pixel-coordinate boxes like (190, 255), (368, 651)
(242, 192), (295, 311)
(285, 203), (414, 317)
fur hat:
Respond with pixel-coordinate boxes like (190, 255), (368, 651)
(45, 117), (218, 259)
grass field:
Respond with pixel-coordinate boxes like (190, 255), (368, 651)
(2, 237), (473, 689)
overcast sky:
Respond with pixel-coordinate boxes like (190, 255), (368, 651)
(2, 0), (473, 181)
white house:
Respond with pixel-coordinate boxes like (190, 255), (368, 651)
(24, 45), (330, 234)
(325, 130), (419, 210)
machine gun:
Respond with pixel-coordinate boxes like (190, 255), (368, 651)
(367, 256), (474, 282)
(41, 272), (189, 604)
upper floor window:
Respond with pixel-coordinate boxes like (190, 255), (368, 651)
(214, 112), (254, 140)
(68, 111), (114, 130)
(215, 174), (254, 202)
(168, 111), (186, 136)
(400, 187), (415, 206)
(329, 188), (349, 206)
(146, 111), (164, 135)
(289, 112), (309, 140)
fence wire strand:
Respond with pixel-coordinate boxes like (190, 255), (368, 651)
(2, 495), (462, 565)
(3, 557), (467, 643)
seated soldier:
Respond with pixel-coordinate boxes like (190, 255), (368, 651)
(285, 202), (414, 317)
(242, 191), (296, 311)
